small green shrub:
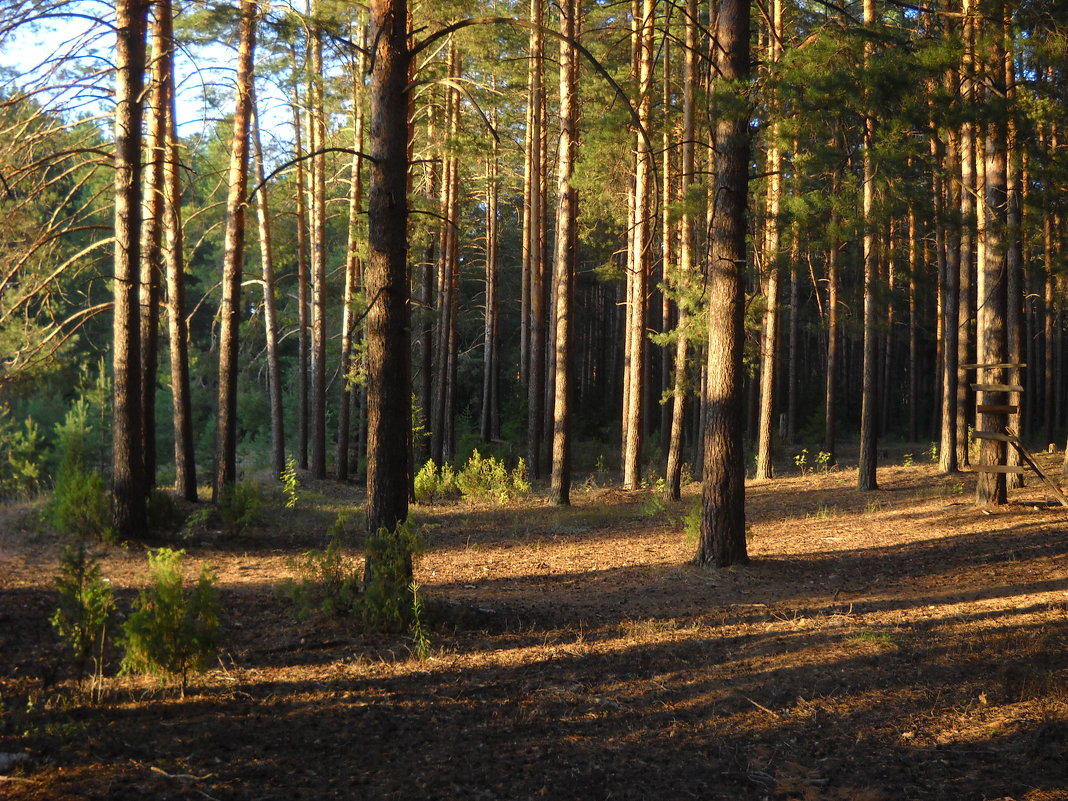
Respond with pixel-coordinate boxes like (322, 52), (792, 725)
(682, 500), (701, 545)
(925, 442), (939, 463)
(279, 513), (361, 618)
(280, 456), (300, 509)
(50, 543), (115, 698)
(814, 450), (833, 472)
(413, 459), (459, 503)
(902, 453), (915, 467)
(456, 450), (530, 503)
(218, 481), (262, 535)
(180, 507), (213, 540)
(45, 465), (113, 542)
(120, 548), (221, 696)
(409, 581), (432, 660)
(362, 521), (423, 633)
(0, 409), (44, 499)
(794, 448), (809, 475)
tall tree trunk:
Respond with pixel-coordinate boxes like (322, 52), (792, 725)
(161, 0), (196, 501)
(696, 0), (749, 568)
(525, 0), (546, 477)
(622, 0), (654, 490)
(976, 8), (1008, 506)
(1004, 14), (1023, 486)
(755, 0), (782, 481)
(139, 3), (167, 492)
(213, 0), (258, 499)
(481, 99), (500, 443)
(957, 0), (977, 466)
(823, 203), (840, 462)
(251, 96), (285, 477)
(550, 0), (581, 505)
(309, 8), (328, 479)
(365, 0), (410, 540)
(291, 46), (310, 470)
(939, 54), (961, 473)
(857, 0), (879, 492)
(112, 0), (149, 539)
(666, 0), (698, 501)
(337, 28), (367, 481)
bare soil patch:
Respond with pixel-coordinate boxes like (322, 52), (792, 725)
(2, 461), (1067, 800)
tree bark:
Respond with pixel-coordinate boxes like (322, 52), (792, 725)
(696, 0), (749, 569)
(666, 0), (698, 501)
(291, 45), (310, 470)
(251, 96), (285, 478)
(338, 27), (367, 481)
(365, 0), (411, 539)
(213, 0), (257, 499)
(550, 0), (580, 505)
(139, 2), (167, 492)
(112, 0), (149, 539)
(161, 0), (196, 501)
(857, 0), (879, 492)
(976, 6), (1008, 506)
(622, 0), (655, 490)
(309, 7), (328, 479)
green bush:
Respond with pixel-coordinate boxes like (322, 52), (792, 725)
(455, 450), (530, 503)
(46, 465), (113, 542)
(50, 543), (115, 698)
(279, 513), (361, 618)
(218, 481), (262, 535)
(120, 548), (221, 697)
(413, 459), (458, 503)
(280, 456), (300, 509)
(362, 520), (423, 633)
(0, 408), (44, 499)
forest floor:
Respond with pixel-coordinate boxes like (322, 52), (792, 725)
(1, 454), (1067, 800)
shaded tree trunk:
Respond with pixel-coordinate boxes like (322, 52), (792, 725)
(365, 0), (411, 539)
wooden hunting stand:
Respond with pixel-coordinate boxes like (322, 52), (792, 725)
(963, 361), (1068, 508)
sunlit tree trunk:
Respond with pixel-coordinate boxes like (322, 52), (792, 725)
(291, 46), (310, 471)
(139, 2), (167, 491)
(525, 0), (546, 477)
(251, 95), (284, 477)
(755, 0), (782, 482)
(112, 0), (149, 538)
(666, 0), (698, 501)
(550, 0), (580, 505)
(622, 0), (654, 490)
(857, 0), (879, 492)
(976, 7), (1008, 506)
(338, 27), (367, 481)
(161, 0), (196, 501)
(213, 0), (258, 499)
(481, 95), (501, 443)
(696, 0), (749, 568)
(309, 6), (328, 479)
